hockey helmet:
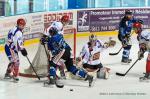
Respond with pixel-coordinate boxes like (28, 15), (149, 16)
(125, 10), (132, 15)
(133, 22), (142, 29)
(17, 18), (26, 26)
(49, 27), (58, 36)
(61, 15), (69, 23)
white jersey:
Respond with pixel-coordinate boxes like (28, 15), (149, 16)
(44, 21), (63, 36)
(139, 30), (150, 51)
(6, 27), (24, 52)
(80, 40), (106, 65)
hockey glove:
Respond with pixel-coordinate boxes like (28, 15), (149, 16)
(40, 35), (49, 45)
(122, 39), (128, 47)
(138, 43), (147, 60)
(138, 51), (144, 60)
(21, 48), (28, 56)
(124, 34), (130, 39)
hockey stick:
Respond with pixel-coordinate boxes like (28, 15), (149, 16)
(109, 47), (122, 55)
(43, 44), (49, 58)
(109, 31), (135, 56)
(116, 59), (139, 76)
(26, 56), (40, 80)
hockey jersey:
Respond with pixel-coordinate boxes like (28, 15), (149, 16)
(47, 33), (71, 56)
(44, 21), (63, 36)
(80, 40), (106, 65)
(6, 26), (24, 52)
(119, 17), (136, 37)
(139, 30), (150, 51)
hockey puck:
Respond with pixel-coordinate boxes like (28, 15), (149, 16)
(70, 89), (73, 91)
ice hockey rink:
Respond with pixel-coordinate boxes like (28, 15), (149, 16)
(0, 35), (150, 99)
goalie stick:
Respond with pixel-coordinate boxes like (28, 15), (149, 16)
(116, 59), (139, 76)
(26, 56), (40, 80)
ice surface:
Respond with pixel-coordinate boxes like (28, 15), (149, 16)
(0, 36), (150, 99)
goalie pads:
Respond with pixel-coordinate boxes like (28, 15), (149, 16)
(97, 67), (110, 79)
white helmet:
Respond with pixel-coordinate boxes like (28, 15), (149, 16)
(89, 34), (97, 42)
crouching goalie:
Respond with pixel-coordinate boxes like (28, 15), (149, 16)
(40, 27), (94, 87)
(77, 34), (116, 79)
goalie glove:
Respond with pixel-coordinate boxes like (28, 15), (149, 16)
(104, 40), (116, 47)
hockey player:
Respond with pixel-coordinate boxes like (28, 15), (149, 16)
(132, 21), (150, 80)
(41, 27), (94, 87)
(44, 15), (69, 36)
(42, 15), (70, 79)
(118, 10), (137, 63)
(4, 18), (28, 82)
(77, 34), (116, 79)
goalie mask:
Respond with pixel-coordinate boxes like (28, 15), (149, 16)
(89, 34), (97, 43)
(89, 34), (97, 47)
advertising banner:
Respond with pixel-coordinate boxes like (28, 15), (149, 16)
(77, 8), (150, 32)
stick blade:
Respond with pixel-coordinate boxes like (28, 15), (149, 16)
(109, 53), (118, 55)
(116, 72), (125, 76)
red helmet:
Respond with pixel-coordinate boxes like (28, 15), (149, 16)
(133, 22), (142, 29)
(61, 15), (69, 22)
(17, 18), (26, 26)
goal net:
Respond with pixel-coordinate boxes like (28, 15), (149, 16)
(19, 28), (76, 78)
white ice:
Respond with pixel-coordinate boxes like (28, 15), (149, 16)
(0, 36), (150, 99)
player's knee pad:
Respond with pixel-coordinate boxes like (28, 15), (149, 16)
(122, 49), (130, 58)
(146, 53), (150, 73)
(97, 67), (110, 79)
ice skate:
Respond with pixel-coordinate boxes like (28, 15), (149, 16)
(139, 73), (150, 82)
(12, 77), (19, 83)
(121, 58), (132, 65)
(85, 74), (93, 87)
(4, 73), (12, 79)
(60, 71), (66, 80)
(44, 76), (56, 86)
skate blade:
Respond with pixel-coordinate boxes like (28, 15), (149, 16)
(43, 82), (55, 88)
(121, 62), (130, 65)
(139, 78), (149, 83)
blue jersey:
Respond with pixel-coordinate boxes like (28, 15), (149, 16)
(119, 17), (136, 37)
(47, 34), (71, 56)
